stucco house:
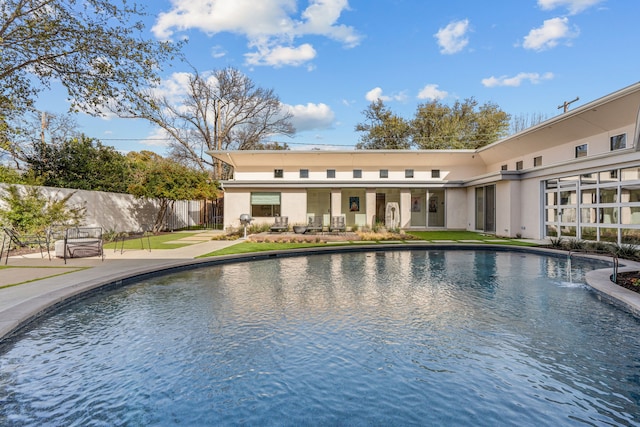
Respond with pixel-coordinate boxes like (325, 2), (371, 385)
(210, 82), (640, 244)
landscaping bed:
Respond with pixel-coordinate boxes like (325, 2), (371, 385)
(616, 271), (640, 294)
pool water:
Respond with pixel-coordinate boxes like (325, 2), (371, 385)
(1, 250), (639, 426)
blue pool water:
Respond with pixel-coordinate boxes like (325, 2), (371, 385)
(1, 250), (639, 426)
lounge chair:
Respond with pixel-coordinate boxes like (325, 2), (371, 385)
(270, 216), (289, 233)
(306, 216), (323, 233)
(1, 227), (49, 264)
(330, 216), (346, 234)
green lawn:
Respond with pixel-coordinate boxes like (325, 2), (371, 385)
(199, 241), (331, 257)
(406, 230), (509, 241)
(201, 231), (539, 257)
(103, 232), (201, 251)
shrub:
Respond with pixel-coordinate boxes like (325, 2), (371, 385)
(0, 185), (85, 234)
(548, 236), (564, 248)
(611, 242), (640, 260)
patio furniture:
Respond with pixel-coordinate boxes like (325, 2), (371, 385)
(330, 216), (346, 234)
(306, 216), (323, 233)
(1, 227), (49, 265)
(270, 216), (289, 233)
(114, 224), (152, 254)
(58, 227), (104, 264)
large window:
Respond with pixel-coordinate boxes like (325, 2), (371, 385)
(544, 165), (640, 244)
(251, 192), (281, 217)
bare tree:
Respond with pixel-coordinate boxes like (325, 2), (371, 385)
(509, 112), (548, 134)
(3, 111), (81, 169)
(121, 67), (295, 179)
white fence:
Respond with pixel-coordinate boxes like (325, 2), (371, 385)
(0, 184), (207, 233)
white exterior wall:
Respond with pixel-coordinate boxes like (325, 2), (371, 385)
(446, 188), (467, 229)
(282, 190), (308, 226)
(221, 190), (250, 229)
(518, 178), (542, 239)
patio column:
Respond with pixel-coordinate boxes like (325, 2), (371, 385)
(330, 189), (342, 217)
(366, 188), (376, 227)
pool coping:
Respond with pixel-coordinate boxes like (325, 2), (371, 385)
(2, 243), (640, 345)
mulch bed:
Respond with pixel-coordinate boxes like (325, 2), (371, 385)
(615, 271), (640, 294)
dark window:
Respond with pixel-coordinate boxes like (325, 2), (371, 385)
(501, 164), (508, 171)
(575, 144), (588, 158)
(353, 169), (362, 178)
(534, 156), (542, 167)
(516, 161), (523, 171)
(611, 134), (626, 151)
(327, 169), (336, 178)
(380, 169), (388, 178)
(431, 169), (440, 178)
(405, 169), (414, 178)
(274, 169), (283, 178)
(300, 169), (309, 178)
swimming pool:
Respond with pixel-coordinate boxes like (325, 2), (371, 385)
(0, 250), (638, 425)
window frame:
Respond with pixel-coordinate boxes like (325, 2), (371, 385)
(610, 134), (627, 151)
(405, 169), (414, 178)
(327, 169), (336, 178)
(575, 144), (588, 158)
(274, 169), (283, 178)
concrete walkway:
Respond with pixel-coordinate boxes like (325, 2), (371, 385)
(0, 231), (243, 341)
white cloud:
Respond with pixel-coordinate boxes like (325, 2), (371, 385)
(286, 102), (335, 131)
(153, 0), (361, 68)
(140, 127), (171, 148)
(434, 19), (470, 55)
(417, 84), (448, 101)
(537, 0), (604, 14)
(481, 72), (554, 87)
(523, 17), (579, 51)
(365, 87), (406, 103)
(245, 43), (317, 67)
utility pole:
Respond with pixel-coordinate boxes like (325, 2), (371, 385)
(558, 96), (579, 113)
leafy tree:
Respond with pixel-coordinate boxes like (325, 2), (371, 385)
(0, 185), (85, 234)
(355, 100), (412, 149)
(120, 68), (295, 178)
(355, 98), (511, 150)
(411, 98), (510, 149)
(24, 135), (132, 193)
(0, 165), (26, 184)
(127, 152), (219, 232)
(0, 0), (180, 144)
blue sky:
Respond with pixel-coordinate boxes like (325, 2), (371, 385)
(36, 0), (640, 154)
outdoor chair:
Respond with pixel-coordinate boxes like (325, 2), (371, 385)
(60, 227), (104, 264)
(269, 216), (289, 233)
(114, 224), (152, 254)
(330, 216), (346, 234)
(306, 216), (323, 233)
(1, 227), (49, 265)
